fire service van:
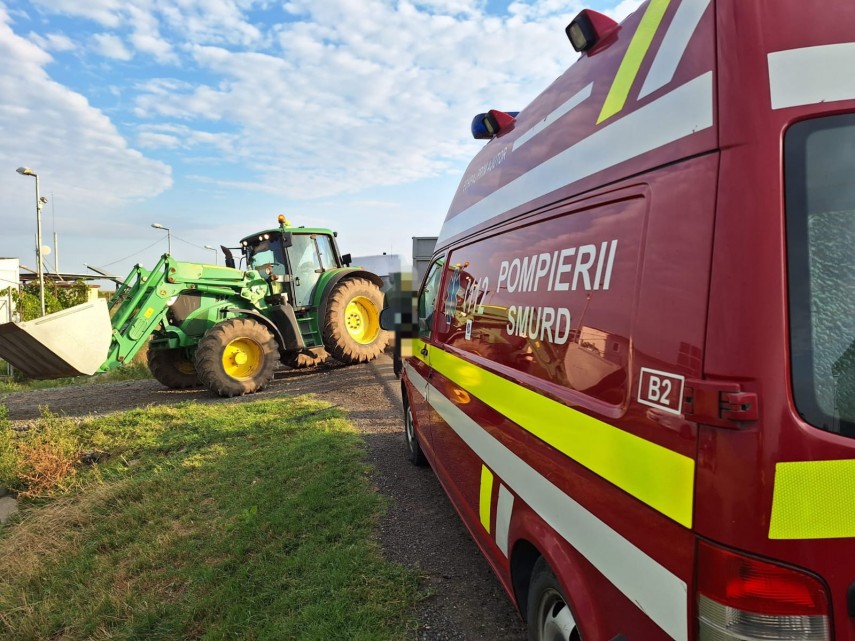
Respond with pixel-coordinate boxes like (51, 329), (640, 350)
(383, 0), (855, 640)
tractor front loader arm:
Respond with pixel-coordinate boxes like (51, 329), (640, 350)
(103, 256), (268, 371)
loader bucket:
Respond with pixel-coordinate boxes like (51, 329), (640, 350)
(0, 299), (113, 379)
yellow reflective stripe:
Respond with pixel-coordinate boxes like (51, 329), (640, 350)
(429, 346), (694, 527)
(413, 338), (427, 363)
(480, 465), (494, 533)
(598, 0), (672, 124)
(769, 459), (855, 539)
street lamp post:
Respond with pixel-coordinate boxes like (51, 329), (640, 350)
(16, 167), (46, 317)
(151, 223), (172, 255)
(204, 245), (218, 265)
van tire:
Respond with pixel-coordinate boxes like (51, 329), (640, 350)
(404, 396), (427, 466)
(527, 557), (579, 641)
(195, 318), (278, 397)
(147, 347), (199, 389)
(322, 277), (390, 364)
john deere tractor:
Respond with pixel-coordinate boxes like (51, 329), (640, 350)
(0, 216), (390, 397)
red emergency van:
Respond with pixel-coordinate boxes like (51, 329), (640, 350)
(389, 0), (855, 639)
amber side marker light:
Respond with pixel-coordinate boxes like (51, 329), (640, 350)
(565, 9), (619, 54)
(696, 540), (830, 641)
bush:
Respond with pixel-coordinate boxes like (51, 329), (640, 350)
(0, 408), (81, 498)
(3, 280), (89, 322)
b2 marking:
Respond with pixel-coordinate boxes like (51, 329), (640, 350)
(638, 368), (685, 415)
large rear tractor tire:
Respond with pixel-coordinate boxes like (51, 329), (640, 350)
(195, 318), (278, 397)
(147, 347), (199, 389)
(322, 277), (390, 364)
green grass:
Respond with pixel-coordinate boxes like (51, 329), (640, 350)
(0, 362), (152, 394)
(0, 398), (421, 640)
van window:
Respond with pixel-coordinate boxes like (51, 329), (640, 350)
(786, 113), (855, 438)
(418, 259), (444, 339)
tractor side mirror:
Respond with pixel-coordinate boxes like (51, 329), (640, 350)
(281, 232), (293, 248)
(341, 253), (352, 267)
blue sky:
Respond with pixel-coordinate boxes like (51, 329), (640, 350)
(0, 0), (641, 282)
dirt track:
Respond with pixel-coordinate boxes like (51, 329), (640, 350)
(1, 356), (527, 641)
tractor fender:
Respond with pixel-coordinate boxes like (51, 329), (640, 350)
(224, 307), (293, 355)
(317, 269), (384, 317)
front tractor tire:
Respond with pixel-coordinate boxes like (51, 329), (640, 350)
(322, 277), (390, 364)
(195, 318), (278, 397)
(147, 347), (199, 389)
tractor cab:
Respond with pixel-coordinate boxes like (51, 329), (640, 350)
(240, 216), (345, 308)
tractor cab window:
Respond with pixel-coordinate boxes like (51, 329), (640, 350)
(315, 235), (339, 270)
(246, 236), (287, 279)
(287, 234), (323, 308)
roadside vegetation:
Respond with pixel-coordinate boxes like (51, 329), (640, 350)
(0, 362), (152, 394)
(4, 280), (90, 322)
(0, 397), (421, 640)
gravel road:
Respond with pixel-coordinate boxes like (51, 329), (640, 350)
(1, 355), (527, 641)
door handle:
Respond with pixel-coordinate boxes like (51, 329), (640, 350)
(420, 346), (428, 357)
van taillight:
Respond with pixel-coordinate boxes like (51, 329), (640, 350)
(696, 541), (830, 641)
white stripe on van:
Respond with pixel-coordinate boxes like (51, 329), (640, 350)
(404, 362), (688, 641)
(768, 43), (855, 110)
(438, 72), (713, 246)
(639, 0), (712, 99)
(495, 484), (514, 558)
(512, 83), (594, 150)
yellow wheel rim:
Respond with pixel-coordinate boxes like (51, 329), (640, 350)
(345, 296), (380, 345)
(222, 337), (263, 379)
(176, 358), (196, 375)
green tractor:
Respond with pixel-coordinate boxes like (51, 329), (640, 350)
(0, 216), (390, 397)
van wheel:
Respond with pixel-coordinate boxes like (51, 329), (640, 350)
(527, 557), (579, 641)
(195, 318), (278, 397)
(322, 278), (390, 364)
(147, 347), (199, 389)
(404, 395), (427, 466)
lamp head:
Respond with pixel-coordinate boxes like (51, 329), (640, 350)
(16, 167), (36, 177)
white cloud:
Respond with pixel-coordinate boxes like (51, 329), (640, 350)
(92, 32), (132, 60)
(0, 5), (171, 237)
(27, 32), (77, 52)
(1, 0), (648, 275)
(137, 124), (239, 153)
(29, 0), (125, 28)
(605, 0), (644, 20)
(128, 0), (586, 198)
